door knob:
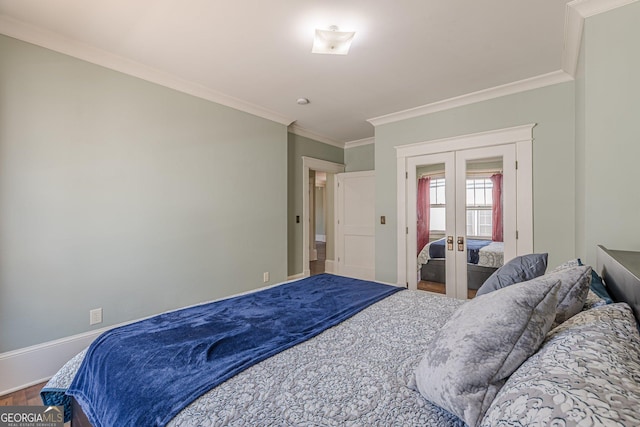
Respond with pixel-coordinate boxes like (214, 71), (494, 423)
(447, 236), (454, 251)
(457, 236), (464, 251)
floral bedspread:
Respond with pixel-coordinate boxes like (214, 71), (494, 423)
(45, 290), (466, 427)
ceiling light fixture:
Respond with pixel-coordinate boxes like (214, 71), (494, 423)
(312, 25), (356, 55)
(297, 98), (310, 105)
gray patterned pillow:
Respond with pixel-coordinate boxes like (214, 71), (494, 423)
(480, 303), (640, 427)
(476, 253), (548, 296)
(544, 265), (591, 325)
(549, 258), (581, 272)
(583, 289), (607, 310)
(414, 277), (561, 427)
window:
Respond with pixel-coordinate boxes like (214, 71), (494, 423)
(466, 178), (493, 238)
(429, 178), (446, 232)
(426, 177), (496, 237)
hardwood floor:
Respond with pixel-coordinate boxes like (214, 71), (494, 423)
(0, 381), (47, 406)
(1, 381), (71, 426)
(310, 241), (326, 276)
(418, 280), (477, 299)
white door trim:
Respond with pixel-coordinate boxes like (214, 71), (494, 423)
(302, 156), (345, 276)
(395, 124), (535, 287)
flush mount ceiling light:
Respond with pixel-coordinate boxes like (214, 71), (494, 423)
(297, 98), (310, 105)
(312, 25), (356, 55)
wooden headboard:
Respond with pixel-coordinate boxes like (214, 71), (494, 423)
(596, 245), (640, 322)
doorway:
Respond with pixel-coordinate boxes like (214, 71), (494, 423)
(310, 171), (328, 276)
(302, 157), (345, 277)
(409, 147), (515, 299)
(396, 124), (535, 299)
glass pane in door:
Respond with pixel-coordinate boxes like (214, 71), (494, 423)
(465, 157), (503, 299)
(416, 162), (449, 296)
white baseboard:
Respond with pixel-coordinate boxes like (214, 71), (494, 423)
(325, 259), (336, 274)
(0, 271), (396, 396)
(287, 272), (307, 280)
(2, 275), (339, 396)
(0, 327), (112, 396)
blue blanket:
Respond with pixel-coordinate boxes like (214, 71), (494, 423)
(429, 238), (492, 264)
(66, 274), (402, 427)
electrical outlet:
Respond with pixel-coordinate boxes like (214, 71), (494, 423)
(90, 308), (103, 325)
(263, 272), (269, 283)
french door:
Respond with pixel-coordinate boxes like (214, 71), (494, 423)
(407, 144), (516, 299)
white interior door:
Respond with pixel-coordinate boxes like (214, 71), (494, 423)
(336, 171), (375, 280)
(407, 153), (456, 296)
(454, 145), (517, 299)
(408, 144), (518, 300)
(396, 124), (534, 294)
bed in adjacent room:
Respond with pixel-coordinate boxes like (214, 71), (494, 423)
(417, 238), (504, 290)
(42, 246), (640, 427)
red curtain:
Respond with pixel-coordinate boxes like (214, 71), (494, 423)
(491, 174), (503, 242)
(417, 177), (431, 255)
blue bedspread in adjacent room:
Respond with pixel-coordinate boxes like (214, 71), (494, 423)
(66, 274), (402, 427)
(429, 238), (492, 264)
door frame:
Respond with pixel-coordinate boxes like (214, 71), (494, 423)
(395, 124), (535, 287)
(302, 156), (345, 277)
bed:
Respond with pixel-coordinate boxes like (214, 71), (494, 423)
(418, 238), (504, 290)
(41, 246), (640, 427)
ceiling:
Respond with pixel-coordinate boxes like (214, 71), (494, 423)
(0, 0), (578, 145)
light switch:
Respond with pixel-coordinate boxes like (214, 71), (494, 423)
(380, 216), (386, 224)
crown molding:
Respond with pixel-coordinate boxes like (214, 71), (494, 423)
(563, 0), (638, 76)
(562, 2), (585, 77)
(569, 0), (637, 17)
(344, 137), (375, 149)
(288, 126), (374, 150)
(3, 0), (635, 134)
(369, 0), (638, 128)
(287, 124), (345, 148)
(367, 70), (572, 127)
(0, 15), (295, 127)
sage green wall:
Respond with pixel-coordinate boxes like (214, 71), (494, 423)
(0, 35), (288, 352)
(345, 143), (375, 172)
(578, 2), (640, 265)
(374, 82), (576, 283)
(287, 133), (343, 276)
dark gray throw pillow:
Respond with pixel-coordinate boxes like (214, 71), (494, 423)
(476, 253), (548, 296)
